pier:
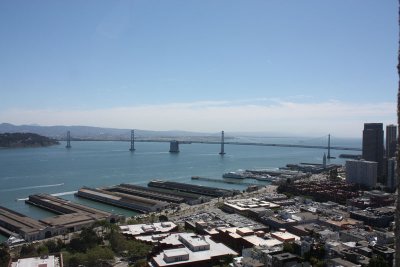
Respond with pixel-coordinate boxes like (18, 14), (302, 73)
(148, 180), (238, 198)
(0, 206), (50, 241)
(105, 184), (185, 204)
(76, 187), (170, 213)
(191, 176), (259, 186)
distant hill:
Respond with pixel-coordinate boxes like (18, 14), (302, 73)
(0, 133), (60, 148)
(0, 123), (223, 141)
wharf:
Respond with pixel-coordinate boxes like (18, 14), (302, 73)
(144, 187), (212, 205)
(148, 179), (238, 198)
(76, 187), (170, 213)
(25, 194), (121, 237)
(26, 193), (113, 218)
(246, 169), (300, 177)
(0, 206), (50, 241)
(191, 176), (258, 186)
(104, 184), (185, 204)
(0, 225), (13, 237)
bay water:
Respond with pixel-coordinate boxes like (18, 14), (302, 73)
(0, 137), (361, 242)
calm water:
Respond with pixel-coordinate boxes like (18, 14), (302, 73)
(0, 138), (361, 241)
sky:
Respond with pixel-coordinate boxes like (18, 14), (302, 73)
(0, 0), (397, 137)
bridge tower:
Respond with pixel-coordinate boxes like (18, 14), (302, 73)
(66, 131), (71, 149)
(327, 134), (333, 159)
(129, 130), (135, 151)
(219, 131), (226, 155)
(169, 141), (179, 153)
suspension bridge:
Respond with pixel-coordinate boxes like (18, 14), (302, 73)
(65, 130), (361, 154)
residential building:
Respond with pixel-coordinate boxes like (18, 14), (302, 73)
(345, 160), (377, 188)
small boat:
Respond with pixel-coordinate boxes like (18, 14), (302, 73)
(222, 172), (245, 179)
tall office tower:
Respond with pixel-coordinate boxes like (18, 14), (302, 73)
(386, 157), (397, 191)
(362, 123), (384, 180)
(386, 124), (397, 158)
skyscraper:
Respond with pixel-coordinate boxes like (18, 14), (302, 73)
(386, 124), (397, 158)
(362, 123), (384, 180)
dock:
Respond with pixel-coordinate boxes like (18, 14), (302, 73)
(76, 187), (170, 213)
(0, 206), (50, 241)
(191, 176), (259, 186)
(148, 179), (239, 198)
(104, 184), (185, 204)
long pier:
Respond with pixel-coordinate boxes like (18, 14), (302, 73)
(191, 176), (259, 186)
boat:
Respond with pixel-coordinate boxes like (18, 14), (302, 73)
(4, 234), (25, 246)
(222, 172), (245, 179)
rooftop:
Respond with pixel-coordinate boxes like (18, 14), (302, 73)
(120, 222), (177, 236)
(152, 233), (237, 266)
(11, 255), (61, 267)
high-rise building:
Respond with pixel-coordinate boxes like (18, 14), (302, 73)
(386, 157), (397, 191)
(346, 160), (377, 188)
(386, 124), (397, 158)
(362, 123), (384, 179)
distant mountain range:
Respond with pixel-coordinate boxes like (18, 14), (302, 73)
(0, 123), (223, 141)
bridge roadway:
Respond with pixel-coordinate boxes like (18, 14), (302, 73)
(134, 139), (361, 151)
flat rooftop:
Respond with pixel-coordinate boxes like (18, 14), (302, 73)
(0, 206), (48, 235)
(11, 255), (61, 267)
(28, 193), (111, 216)
(120, 222), (177, 236)
(152, 233), (237, 266)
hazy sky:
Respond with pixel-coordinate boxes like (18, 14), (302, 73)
(0, 0), (397, 137)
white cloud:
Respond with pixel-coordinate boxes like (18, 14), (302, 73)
(0, 100), (395, 137)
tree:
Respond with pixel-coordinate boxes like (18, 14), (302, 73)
(134, 258), (149, 267)
(159, 215), (168, 222)
(20, 244), (37, 258)
(0, 245), (10, 267)
(369, 255), (389, 267)
(283, 242), (295, 254)
(44, 240), (59, 253)
(37, 245), (49, 256)
(108, 231), (129, 253)
(85, 246), (114, 267)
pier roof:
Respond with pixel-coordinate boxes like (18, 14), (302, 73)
(0, 207), (49, 235)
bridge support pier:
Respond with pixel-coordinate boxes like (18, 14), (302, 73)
(169, 141), (179, 153)
(219, 131), (225, 155)
(66, 131), (71, 149)
(129, 130), (135, 151)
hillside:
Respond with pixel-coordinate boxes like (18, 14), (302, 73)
(0, 123), (224, 141)
(0, 133), (60, 148)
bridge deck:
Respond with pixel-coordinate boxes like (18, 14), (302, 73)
(134, 139), (361, 151)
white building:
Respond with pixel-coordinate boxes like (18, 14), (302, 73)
(150, 233), (237, 267)
(345, 160), (377, 188)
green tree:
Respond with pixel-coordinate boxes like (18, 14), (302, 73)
(159, 215), (168, 222)
(108, 231), (129, 253)
(37, 245), (49, 256)
(283, 242), (295, 254)
(0, 245), (11, 267)
(85, 246), (114, 267)
(134, 258), (149, 267)
(68, 253), (87, 267)
(126, 239), (153, 262)
(70, 227), (102, 253)
(369, 255), (389, 267)
(20, 244), (37, 258)
(44, 240), (59, 253)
